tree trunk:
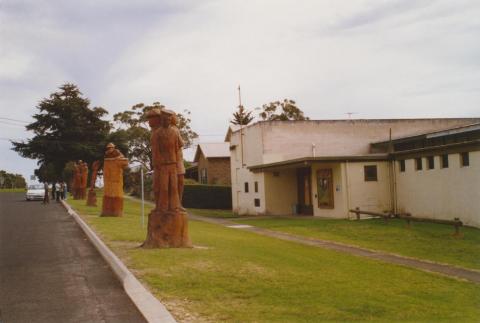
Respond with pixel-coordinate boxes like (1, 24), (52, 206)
(142, 209), (191, 248)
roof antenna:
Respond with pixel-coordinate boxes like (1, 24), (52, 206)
(238, 85), (242, 107)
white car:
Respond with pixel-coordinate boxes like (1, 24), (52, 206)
(26, 184), (45, 201)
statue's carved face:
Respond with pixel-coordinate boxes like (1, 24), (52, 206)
(161, 114), (171, 128)
(148, 116), (162, 128)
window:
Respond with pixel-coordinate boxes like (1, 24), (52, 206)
(244, 182), (249, 193)
(364, 165), (378, 181)
(254, 198), (260, 207)
(427, 156), (434, 170)
(415, 158), (423, 171)
(399, 160), (405, 172)
(273, 172), (280, 177)
(441, 154), (449, 168)
(254, 181), (258, 193)
(461, 152), (469, 167)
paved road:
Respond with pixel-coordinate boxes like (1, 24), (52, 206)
(0, 193), (146, 323)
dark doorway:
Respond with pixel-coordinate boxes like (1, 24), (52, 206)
(296, 167), (313, 215)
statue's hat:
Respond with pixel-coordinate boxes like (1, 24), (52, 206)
(106, 142), (115, 148)
(162, 109), (175, 115)
(145, 108), (163, 119)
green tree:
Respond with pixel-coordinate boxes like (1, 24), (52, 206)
(231, 105), (254, 125)
(11, 83), (120, 181)
(113, 102), (198, 171)
(0, 170), (26, 188)
(258, 99), (309, 121)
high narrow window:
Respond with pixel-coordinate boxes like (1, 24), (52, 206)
(254, 181), (258, 193)
(427, 156), (434, 170)
(254, 198), (260, 207)
(244, 182), (249, 193)
(399, 160), (405, 172)
(415, 158), (423, 171)
(441, 154), (449, 168)
(461, 152), (469, 167)
(364, 165), (378, 181)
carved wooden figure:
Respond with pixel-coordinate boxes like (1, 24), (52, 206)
(142, 109), (191, 248)
(101, 143), (128, 217)
(81, 161), (89, 199)
(72, 160), (83, 199)
(86, 160), (101, 206)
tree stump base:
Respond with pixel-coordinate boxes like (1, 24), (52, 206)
(86, 188), (97, 207)
(101, 196), (123, 217)
(142, 209), (191, 248)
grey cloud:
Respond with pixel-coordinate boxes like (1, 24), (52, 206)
(334, 0), (434, 30)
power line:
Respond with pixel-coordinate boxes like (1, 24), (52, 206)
(0, 117), (30, 124)
(0, 121), (26, 127)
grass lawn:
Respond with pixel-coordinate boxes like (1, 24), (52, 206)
(68, 193), (480, 322)
(187, 208), (235, 218)
(235, 217), (480, 271)
(0, 188), (26, 193)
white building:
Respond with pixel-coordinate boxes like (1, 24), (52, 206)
(229, 118), (480, 227)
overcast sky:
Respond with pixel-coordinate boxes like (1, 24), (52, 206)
(1, 0), (479, 182)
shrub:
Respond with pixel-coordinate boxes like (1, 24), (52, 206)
(183, 184), (232, 209)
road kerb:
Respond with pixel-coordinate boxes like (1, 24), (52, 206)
(60, 200), (176, 323)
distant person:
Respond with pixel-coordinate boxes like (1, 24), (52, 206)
(63, 182), (68, 200)
(55, 182), (61, 202)
(59, 182), (66, 200)
(51, 182), (56, 200)
(43, 182), (49, 204)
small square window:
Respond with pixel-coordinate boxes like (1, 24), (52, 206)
(415, 158), (423, 171)
(364, 165), (377, 181)
(461, 152), (469, 167)
(254, 181), (258, 193)
(244, 182), (249, 193)
(273, 172), (280, 177)
(441, 154), (449, 168)
(254, 198), (260, 207)
(427, 156), (434, 170)
(399, 160), (405, 172)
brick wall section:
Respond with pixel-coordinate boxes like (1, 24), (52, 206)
(207, 158), (231, 185)
(197, 153), (231, 185)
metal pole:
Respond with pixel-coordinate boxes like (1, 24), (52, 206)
(141, 167), (145, 229)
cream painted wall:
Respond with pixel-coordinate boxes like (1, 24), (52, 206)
(230, 124), (265, 215)
(346, 162), (392, 214)
(395, 151), (480, 227)
(264, 169), (297, 215)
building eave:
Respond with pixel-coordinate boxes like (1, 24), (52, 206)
(248, 154), (389, 172)
(390, 139), (480, 157)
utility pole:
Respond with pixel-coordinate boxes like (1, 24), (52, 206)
(238, 85), (245, 167)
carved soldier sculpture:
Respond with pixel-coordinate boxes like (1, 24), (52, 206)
(101, 143), (128, 217)
(79, 161), (89, 199)
(142, 109), (191, 248)
(72, 160), (83, 199)
(86, 160), (101, 206)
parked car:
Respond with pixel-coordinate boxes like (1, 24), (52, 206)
(26, 184), (45, 201)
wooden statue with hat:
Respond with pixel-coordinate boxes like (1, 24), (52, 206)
(142, 108), (191, 248)
(101, 142), (129, 216)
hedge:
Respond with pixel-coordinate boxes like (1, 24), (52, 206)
(183, 184), (232, 209)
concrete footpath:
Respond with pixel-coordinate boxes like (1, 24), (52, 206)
(188, 214), (480, 284)
(0, 192), (146, 323)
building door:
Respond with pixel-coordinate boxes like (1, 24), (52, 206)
(296, 168), (313, 215)
(316, 169), (334, 209)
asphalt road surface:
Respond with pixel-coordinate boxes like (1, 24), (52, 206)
(0, 193), (146, 323)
